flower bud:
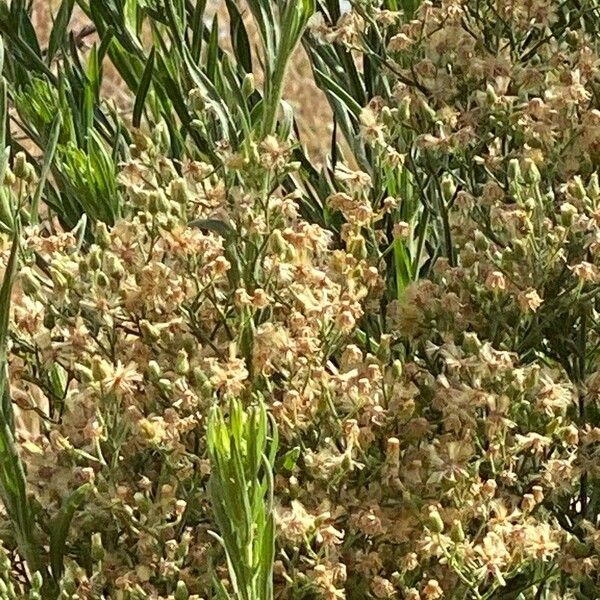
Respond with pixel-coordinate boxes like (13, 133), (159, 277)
(158, 378), (173, 394)
(560, 202), (578, 227)
(242, 73), (255, 99)
(441, 174), (456, 203)
(425, 506), (444, 533)
(147, 360), (162, 381)
(31, 572), (43, 591)
(348, 235), (368, 260)
(96, 222), (111, 249)
(399, 96), (411, 121)
(391, 359), (403, 379)
(176, 349), (190, 376)
(91, 532), (105, 562)
(89, 248), (102, 271)
(174, 581), (189, 600)
(13, 152), (28, 179)
(522, 158), (541, 184)
(508, 159), (522, 183)
(485, 83), (498, 106)
(571, 175), (587, 200)
(450, 519), (465, 543)
(188, 88), (206, 112)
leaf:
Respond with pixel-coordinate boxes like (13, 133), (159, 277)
(47, 0), (75, 64)
(225, 0), (253, 74)
(31, 113), (62, 225)
(133, 47), (155, 128)
(190, 0), (207, 62)
(50, 483), (93, 580)
(206, 15), (220, 82)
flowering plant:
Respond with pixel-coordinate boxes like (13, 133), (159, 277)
(1, 1), (600, 599)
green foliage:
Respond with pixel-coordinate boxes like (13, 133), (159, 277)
(208, 397), (277, 600)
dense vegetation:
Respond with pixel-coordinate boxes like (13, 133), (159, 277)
(2, 0), (600, 598)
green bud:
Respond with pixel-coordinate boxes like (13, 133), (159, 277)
(74, 364), (93, 383)
(133, 492), (151, 513)
(398, 96), (411, 121)
(507, 159), (522, 183)
(88, 248), (102, 271)
(105, 255), (124, 280)
(419, 98), (437, 121)
(425, 507), (444, 533)
(571, 175), (587, 200)
(158, 378), (173, 395)
(462, 332), (481, 354)
(153, 121), (171, 154)
(174, 581), (189, 600)
(441, 173), (456, 203)
(450, 519), (465, 543)
(95, 222), (111, 250)
(176, 349), (190, 376)
(52, 268), (69, 293)
(348, 235), (367, 260)
(147, 360), (162, 381)
(560, 202), (578, 227)
(485, 83), (498, 106)
(473, 230), (489, 252)
(13, 152), (28, 179)
(391, 359), (403, 379)
(284, 245), (296, 262)
(376, 335), (391, 363)
(23, 163), (37, 184)
(380, 106), (394, 127)
(188, 88), (206, 112)
(31, 572), (43, 591)
(242, 73), (255, 99)
(91, 532), (105, 562)
(522, 159), (541, 184)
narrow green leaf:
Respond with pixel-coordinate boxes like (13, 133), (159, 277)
(31, 113), (62, 225)
(50, 483), (93, 580)
(47, 0), (75, 64)
(225, 0), (253, 74)
(133, 48), (155, 128)
(206, 15), (219, 82)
